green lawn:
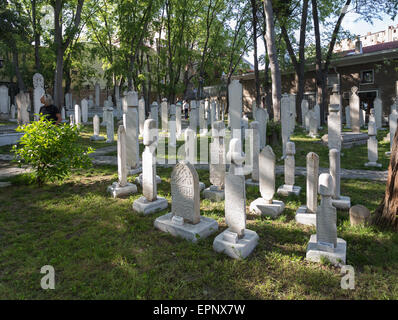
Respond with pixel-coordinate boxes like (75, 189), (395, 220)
(0, 164), (397, 299)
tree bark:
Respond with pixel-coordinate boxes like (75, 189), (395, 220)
(11, 43), (26, 91)
(250, 0), (260, 106)
(263, 0), (281, 121)
(32, 0), (41, 72)
(372, 128), (398, 230)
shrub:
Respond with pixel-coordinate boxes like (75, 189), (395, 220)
(12, 116), (94, 186)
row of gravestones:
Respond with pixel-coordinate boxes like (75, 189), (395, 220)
(101, 111), (347, 265)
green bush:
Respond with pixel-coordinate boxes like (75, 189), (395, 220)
(12, 116), (94, 186)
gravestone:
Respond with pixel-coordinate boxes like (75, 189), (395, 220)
(309, 111), (319, 138)
(15, 92), (30, 125)
(88, 95), (94, 108)
(256, 108), (268, 149)
(133, 119), (168, 214)
(314, 104), (321, 129)
(365, 120), (381, 167)
(296, 152), (319, 226)
(105, 108), (114, 143)
(214, 138), (259, 259)
(203, 121), (226, 201)
(154, 161), (218, 242)
(281, 94), (292, 157)
(199, 100), (207, 136)
(350, 86), (360, 133)
(245, 121), (260, 186)
(74, 104), (81, 127)
(301, 99), (309, 127)
(329, 148), (351, 210)
(328, 103), (341, 151)
(176, 102), (182, 138)
(33, 73), (45, 120)
(277, 141), (301, 196)
(345, 106), (351, 128)
(69, 114), (74, 126)
(250, 145), (285, 217)
(61, 107), (66, 122)
(138, 97), (145, 136)
(228, 80), (242, 141)
(95, 82), (100, 107)
(169, 113), (177, 147)
(150, 102), (159, 128)
(374, 97), (382, 129)
(65, 92), (72, 110)
(189, 100), (198, 132)
(306, 173), (347, 265)
(90, 114), (105, 141)
(161, 98), (168, 132)
(252, 101), (257, 120)
(289, 94), (296, 133)
(388, 108), (398, 153)
(0, 85), (9, 117)
(10, 104), (16, 120)
(126, 91), (141, 173)
(81, 99), (88, 123)
(107, 125), (137, 197)
(184, 128), (197, 165)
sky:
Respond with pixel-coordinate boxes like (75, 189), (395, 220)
(244, 10), (398, 69)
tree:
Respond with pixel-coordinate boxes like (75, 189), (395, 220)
(372, 129), (398, 231)
(263, 0), (281, 121)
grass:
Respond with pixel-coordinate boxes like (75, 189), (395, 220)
(0, 163), (397, 300)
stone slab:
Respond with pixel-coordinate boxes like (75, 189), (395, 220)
(245, 179), (259, 187)
(0, 181), (11, 188)
(90, 135), (106, 141)
(295, 205), (316, 226)
(213, 228), (259, 259)
(364, 162), (382, 168)
(107, 182), (137, 198)
(332, 196), (351, 210)
(134, 174), (162, 186)
(249, 198), (285, 218)
(132, 196), (168, 215)
(277, 185), (301, 196)
(154, 212), (218, 243)
(128, 167), (142, 176)
(306, 234), (346, 265)
(203, 187), (225, 202)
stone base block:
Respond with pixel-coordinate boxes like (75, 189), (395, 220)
(322, 132), (368, 149)
(128, 167), (142, 175)
(249, 198), (285, 218)
(213, 228), (259, 259)
(332, 196), (351, 210)
(295, 205), (316, 226)
(154, 212), (218, 243)
(306, 234), (346, 265)
(277, 184), (301, 196)
(133, 196), (168, 215)
(134, 174), (162, 186)
(245, 179), (259, 187)
(365, 162), (382, 168)
(203, 186), (225, 202)
(90, 135), (106, 141)
(107, 182), (137, 198)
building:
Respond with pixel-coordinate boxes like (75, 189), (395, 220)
(235, 26), (398, 120)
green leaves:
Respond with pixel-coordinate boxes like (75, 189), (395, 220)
(12, 116), (95, 186)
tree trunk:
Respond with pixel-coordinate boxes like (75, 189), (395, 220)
(32, 0), (41, 72)
(11, 44), (26, 91)
(372, 128), (398, 231)
(251, 0), (260, 106)
(263, 0), (281, 121)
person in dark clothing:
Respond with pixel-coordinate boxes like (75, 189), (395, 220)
(39, 94), (61, 125)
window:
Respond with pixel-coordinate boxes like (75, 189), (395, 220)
(361, 70), (374, 84)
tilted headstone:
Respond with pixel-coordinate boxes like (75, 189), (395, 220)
(0, 85), (9, 116)
(214, 138), (259, 259)
(281, 94), (292, 157)
(107, 125), (137, 197)
(306, 173), (347, 265)
(33, 73), (45, 120)
(150, 102), (159, 128)
(95, 82), (100, 107)
(15, 92), (30, 125)
(106, 109), (114, 143)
